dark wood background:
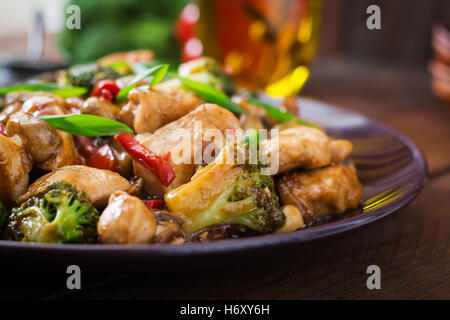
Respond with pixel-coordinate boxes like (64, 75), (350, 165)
(319, 0), (449, 65)
(0, 0), (449, 300)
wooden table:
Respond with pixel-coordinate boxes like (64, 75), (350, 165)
(1, 58), (449, 300)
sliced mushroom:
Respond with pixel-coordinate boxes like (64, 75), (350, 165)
(38, 130), (79, 171)
(6, 111), (61, 164)
(18, 165), (131, 207)
(0, 135), (32, 204)
(152, 209), (186, 244)
(98, 191), (157, 244)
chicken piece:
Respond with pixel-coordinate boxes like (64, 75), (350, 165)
(6, 112), (61, 164)
(21, 96), (67, 117)
(38, 130), (79, 171)
(277, 164), (362, 224)
(260, 126), (354, 174)
(0, 103), (21, 124)
(330, 140), (354, 163)
(119, 88), (199, 134)
(98, 191), (157, 244)
(64, 97), (84, 113)
(80, 97), (120, 120)
(4, 91), (65, 106)
(0, 135), (32, 204)
(0, 92), (65, 124)
(134, 103), (241, 196)
(18, 165), (131, 207)
(239, 113), (264, 131)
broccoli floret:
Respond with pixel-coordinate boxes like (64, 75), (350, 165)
(165, 141), (284, 236)
(57, 63), (120, 88)
(5, 181), (99, 243)
(178, 57), (236, 96)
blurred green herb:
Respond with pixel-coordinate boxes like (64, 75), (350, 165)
(0, 83), (88, 98)
(60, 0), (191, 64)
(105, 61), (132, 74)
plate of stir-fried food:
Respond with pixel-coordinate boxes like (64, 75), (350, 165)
(0, 50), (426, 268)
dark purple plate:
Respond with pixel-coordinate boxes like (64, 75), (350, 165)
(0, 98), (427, 271)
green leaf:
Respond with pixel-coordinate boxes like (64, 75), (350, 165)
(148, 64), (169, 88)
(173, 74), (244, 114)
(247, 98), (319, 128)
(41, 114), (134, 137)
(0, 83), (88, 98)
(116, 64), (169, 102)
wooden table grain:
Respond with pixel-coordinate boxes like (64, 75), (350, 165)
(1, 58), (449, 300)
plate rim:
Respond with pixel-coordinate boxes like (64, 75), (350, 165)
(0, 97), (428, 258)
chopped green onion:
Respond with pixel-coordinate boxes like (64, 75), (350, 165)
(104, 61), (132, 74)
(172, 74), (244, 114)
(247, 98), (318, 128)
(116, 64), (169, 102)
(0, 83), (88, 98)
(41, 114), (134, 137)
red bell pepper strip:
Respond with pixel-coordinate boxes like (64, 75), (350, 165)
(114, 133), (175, 187)
(144, 200), (163, 210)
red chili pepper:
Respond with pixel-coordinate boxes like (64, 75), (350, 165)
(144, 200), (163, 210)
(114, 133), (175, 187)
(0, 123), (6, 136)
(91, 80), (120, 101)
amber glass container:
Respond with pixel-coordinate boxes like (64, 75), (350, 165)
(197, 0), (322, 96)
